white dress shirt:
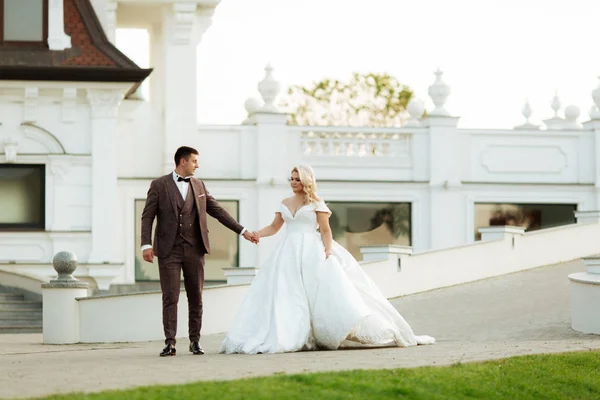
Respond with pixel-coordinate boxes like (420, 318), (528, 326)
(141, 171), (246, 252)
(173, 171), (191, 201)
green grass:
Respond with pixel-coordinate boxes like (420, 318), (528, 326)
(38, 350), (600, 400)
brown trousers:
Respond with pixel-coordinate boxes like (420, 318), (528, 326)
(158, 241), (205, 345)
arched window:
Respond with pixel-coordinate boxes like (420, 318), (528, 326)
(0, 0), (48, 44)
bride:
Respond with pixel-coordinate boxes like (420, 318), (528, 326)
(219, 164), (434, 354)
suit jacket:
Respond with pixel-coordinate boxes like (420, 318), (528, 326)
(141, 174), (243, 258)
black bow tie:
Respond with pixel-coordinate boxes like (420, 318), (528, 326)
(177, 176), (191, 183)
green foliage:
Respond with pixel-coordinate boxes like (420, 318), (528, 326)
(280, 72), (414, 127)
(40, 350), (600, 400)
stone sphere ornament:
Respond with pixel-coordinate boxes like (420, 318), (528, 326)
(52, 251), (78, 281)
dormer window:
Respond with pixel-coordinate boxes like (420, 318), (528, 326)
(1, 0), (48, 44)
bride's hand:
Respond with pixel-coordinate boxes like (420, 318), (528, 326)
(325, 249), (331, 259)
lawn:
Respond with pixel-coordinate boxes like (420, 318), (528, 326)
(38, 350), (600, 400)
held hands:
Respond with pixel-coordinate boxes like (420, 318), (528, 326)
(243, 230), (260, 244)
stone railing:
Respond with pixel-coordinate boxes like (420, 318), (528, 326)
(296, 127), (412, 158)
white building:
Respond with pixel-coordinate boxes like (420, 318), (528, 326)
(2, 0), (600, 295)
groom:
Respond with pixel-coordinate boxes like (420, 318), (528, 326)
(141, 146), (258, 357)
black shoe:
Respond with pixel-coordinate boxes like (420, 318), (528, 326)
(189, 341), (204, 355)
(160, 343), (176, 357)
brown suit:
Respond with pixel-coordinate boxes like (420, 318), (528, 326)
(141, 173), (243, 345)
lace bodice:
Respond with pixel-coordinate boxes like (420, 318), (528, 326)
(278, 201), (331, 234)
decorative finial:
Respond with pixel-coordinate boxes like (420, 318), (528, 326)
(41, 251), (88, 288)
(564, 105), (580, 121)
(522, 98), (533, 122)
(257, 64), (282, 113)
(590, 76), (600, 120)
(564, 105), (582, 129)
(242, 97), (262, 124)
(550, 90), (562, 118)
(405, 97), (425, 127)
(514, 98), (539, 130)
(52, 251), (79, 281)
(428, 68), (451, 116)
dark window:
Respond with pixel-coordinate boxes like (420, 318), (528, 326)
(1, 0), (48, 44)
(0, 164), (45, 230)
(327, 202), (411, 261)
(474, 203), (577, 240)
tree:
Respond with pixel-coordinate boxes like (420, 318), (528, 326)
(280, 72), (414, 127)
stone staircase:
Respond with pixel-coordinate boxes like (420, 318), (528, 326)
(0, 287), (42, 333)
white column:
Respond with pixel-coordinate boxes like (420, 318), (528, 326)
(43, 286), (88, 344)
(425, 115), (463, 249)
(422, 69), (465, 250)
(585, 79), (600, 209)
(155, 3), (216, 173)
(149, 22), (165, 113)
(89, 0), (115, 43)
(255, 113), (290, 185)
(105, 0), (118, 44)
(589, 121), (600, 210)
(47, 0), (71, 50)
(254, 112), (291, 265)
(86, 89), (124, 264)
(569, 255), (600, 334)
(568, 83), (600, 335)
(42, 252), (89, 344)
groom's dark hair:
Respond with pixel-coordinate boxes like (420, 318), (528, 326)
(174, 146), (199, 166)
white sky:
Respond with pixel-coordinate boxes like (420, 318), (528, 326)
(116, 0), (600, 128)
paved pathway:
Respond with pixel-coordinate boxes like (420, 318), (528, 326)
(1, 260), (599, 399)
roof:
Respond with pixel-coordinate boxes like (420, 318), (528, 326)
(0, 0), (152, 89)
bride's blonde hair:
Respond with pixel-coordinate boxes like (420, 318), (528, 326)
(292, 164), (320, 205)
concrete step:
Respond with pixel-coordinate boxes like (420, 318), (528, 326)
(0, 326), (42, 334)
(0, 301), (42, 311)
(0, 293), (25, 301)
(0, 319), (42, 327)
(0, 310), (42, 319)
(0, 288), (43, 334)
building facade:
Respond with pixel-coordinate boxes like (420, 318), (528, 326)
(2, 0), (600, 291)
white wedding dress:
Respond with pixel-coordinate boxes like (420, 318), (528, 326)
(219, 201), (434, 354)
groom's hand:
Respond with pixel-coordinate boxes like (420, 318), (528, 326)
(243, 230), (259, 244)
(142, 248), (154, 263)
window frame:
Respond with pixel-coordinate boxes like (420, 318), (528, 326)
(0, 164), (46, 231)
(473, 202), (577, 241)
(0, 0), (49, 46)
(326, 201), (413, 260)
